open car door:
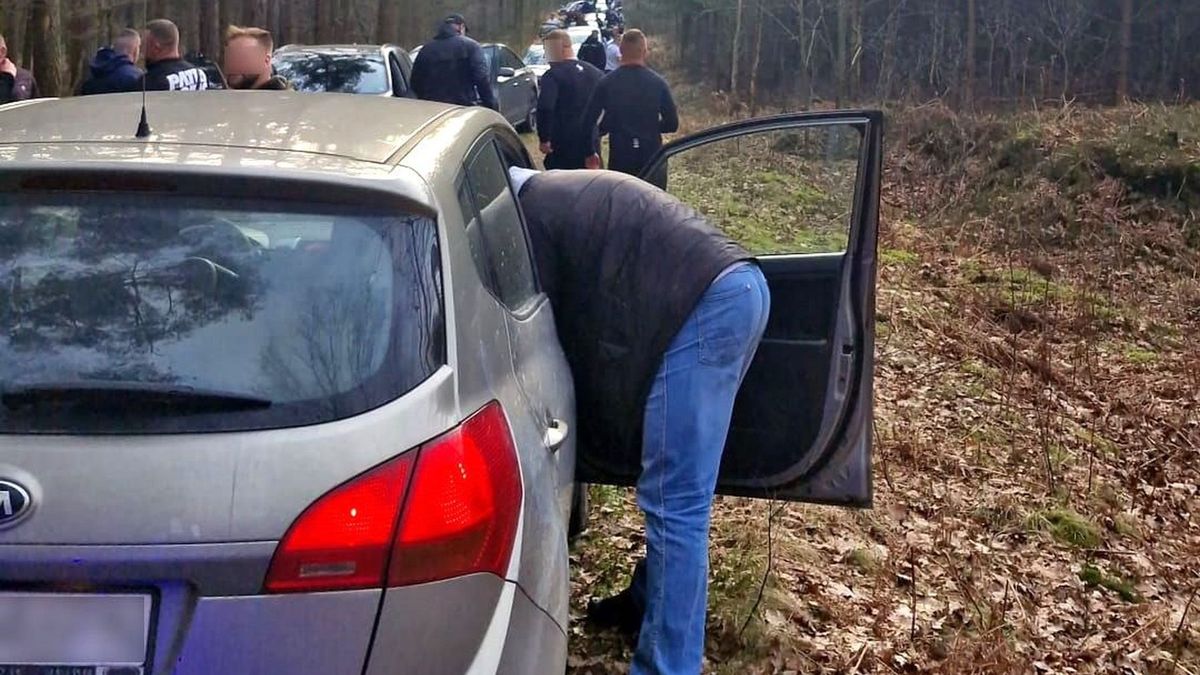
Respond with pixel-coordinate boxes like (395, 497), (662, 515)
(578, 110), (883, 506)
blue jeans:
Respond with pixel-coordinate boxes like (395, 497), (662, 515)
(630, 263), (771, 675)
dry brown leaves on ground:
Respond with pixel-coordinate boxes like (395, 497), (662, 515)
(567, 104), (1200, 674)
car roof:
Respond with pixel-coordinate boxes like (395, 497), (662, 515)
(0, 92), (458, 165)
(274, 44), (394, 56)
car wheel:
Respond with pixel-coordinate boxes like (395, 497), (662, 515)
(517, 103), (537, 133)
(568, 482), (589, 541)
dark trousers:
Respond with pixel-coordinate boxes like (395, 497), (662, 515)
(544, 152), (589, 170)
(609, 135), (666, 189)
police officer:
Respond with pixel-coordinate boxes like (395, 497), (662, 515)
(536, 30), (604, 170)
(581, 30), (678, 187)
(411, 14), (497, 111)
(141, 19), (212, 91)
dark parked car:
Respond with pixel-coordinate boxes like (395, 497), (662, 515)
(272, 44), (414, 98)
(482, 43), (539, 132)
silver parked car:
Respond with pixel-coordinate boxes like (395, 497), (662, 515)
(273, 44), (416, 98)
(0, 92), (881, 673)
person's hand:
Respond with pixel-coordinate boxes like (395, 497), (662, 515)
(0, 59), (16, 78)
(585, 154), (602, 170)
(539, 141), (553, 156)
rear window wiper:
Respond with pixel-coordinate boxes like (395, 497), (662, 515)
(1, 381), (273, 413)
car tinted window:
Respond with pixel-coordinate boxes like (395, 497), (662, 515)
(272, 51), (389, 95)
(463, 141), (538, 310)
(501, 48), (524, 71)
(0, 194), (443, 434)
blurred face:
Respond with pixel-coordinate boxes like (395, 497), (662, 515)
(544, 36), (571, 62)
(223, 37), (271, 89)
(0, 41), (8, 62)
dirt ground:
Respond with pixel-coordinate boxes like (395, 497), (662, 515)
(551, 103), (1200, 674)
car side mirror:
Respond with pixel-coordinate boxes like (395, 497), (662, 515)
(498, 67), (516, 78)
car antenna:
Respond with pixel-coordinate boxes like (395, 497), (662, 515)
(135, 3), (151, 138)
(135, 82), (151, 139)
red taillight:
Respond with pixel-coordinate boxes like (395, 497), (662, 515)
(263, 455), (414, 593)
(388, 402), (522, 586)
(264, 402), (522, 594)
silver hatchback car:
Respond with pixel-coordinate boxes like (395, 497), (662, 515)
(0, 93), (881, 673)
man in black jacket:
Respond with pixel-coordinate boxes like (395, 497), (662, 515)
(0, 34), (38, 104)
(582, 30), (678, 188)
(577, 30), (608, 71)
(411, 14), (497, 111)
(508, 167), (770, 675)
(80, 29), (143, 96)
(142, 19), (211, 91)
(536, 30), (603, 170)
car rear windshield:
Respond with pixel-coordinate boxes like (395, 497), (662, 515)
(272, 51), (389, 95)
(0, 193), (444, 434)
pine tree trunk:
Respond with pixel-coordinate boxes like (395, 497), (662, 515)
(851, 0), (862, 100)
(965, 0), (977, 109)
(796, 0), (810, 108)
(1117, 0), (1132, 102)
(836, 0), (849, 106)
(30, 0), (66, 97)
(749, 2), (764, 115)
(200, 0), (220, 57)
(730, 0), (745, 97)
(378, 0), (402, 44)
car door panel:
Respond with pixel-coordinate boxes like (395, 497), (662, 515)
(575, 111), (882, 507)
(461, 131), (575, 625)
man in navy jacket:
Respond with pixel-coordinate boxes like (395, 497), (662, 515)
(80, 29), (143, 96)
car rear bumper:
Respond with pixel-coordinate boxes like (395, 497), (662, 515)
(170, 574), (564, 675)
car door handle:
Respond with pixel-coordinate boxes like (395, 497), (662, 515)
(543, 419), (570, 453)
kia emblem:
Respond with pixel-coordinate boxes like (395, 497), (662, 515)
(0, 480), (32, 527)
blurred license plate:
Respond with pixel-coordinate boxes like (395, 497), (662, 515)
(0, 592), (150, 673)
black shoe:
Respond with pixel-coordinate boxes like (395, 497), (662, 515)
(586, 587), (644, 637)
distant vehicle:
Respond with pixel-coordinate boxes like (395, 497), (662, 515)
(481, 43), (539, 132)
(184, 51), (227, 89)
(272, 44), (414, 98)
(523, 44), (550, 80)
(563, 0), (604, 28)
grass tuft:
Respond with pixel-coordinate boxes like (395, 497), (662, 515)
(1028, 508), (1102, 548)
(1079, 564), (1141, 602)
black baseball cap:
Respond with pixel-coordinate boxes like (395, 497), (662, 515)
(444, 13), (467, 26)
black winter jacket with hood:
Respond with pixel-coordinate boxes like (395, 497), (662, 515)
(411, 23), (498, 110)
(517, 170), (750, 475)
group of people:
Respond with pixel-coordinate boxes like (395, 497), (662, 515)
(537, 27), (678, 186)
(0, 18), (286, 105)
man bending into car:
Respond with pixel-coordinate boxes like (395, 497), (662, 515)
(508, 166), (770, 675)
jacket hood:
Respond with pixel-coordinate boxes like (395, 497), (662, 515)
(90, 47), (134, 76)
(435, 23), (459, 39)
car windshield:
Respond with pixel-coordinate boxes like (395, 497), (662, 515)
(0, 193), (443, 434)
(524, 46), (546, 66)
(272, 51), (389, 95)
